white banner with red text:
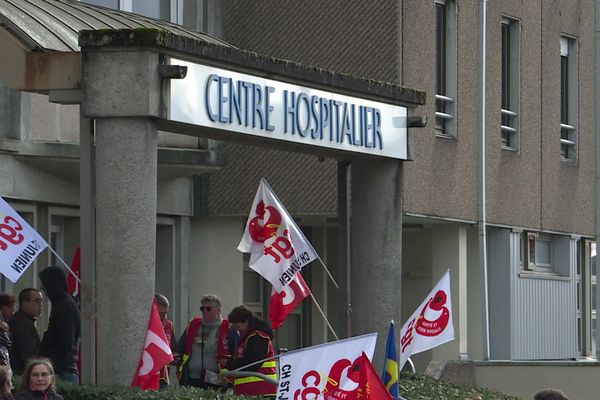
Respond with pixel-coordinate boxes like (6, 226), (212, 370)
(238, 179), (318, 292)
(398, 270), (454, 370)
(0, 196), (48, 283)
(277, 333), (377, 400)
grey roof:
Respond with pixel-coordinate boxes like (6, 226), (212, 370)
(0, 0), (231, 52)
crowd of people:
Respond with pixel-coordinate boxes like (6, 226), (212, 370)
(0, 266), (569, 399)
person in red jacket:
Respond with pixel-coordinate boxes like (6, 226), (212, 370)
(226, 305), (277, 397)
(177, 294), (237, 390)
(155, 294), (177, 389)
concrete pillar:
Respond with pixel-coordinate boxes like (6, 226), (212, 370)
(81, 48), (161, 384)
(350, 159), (402, 365)
(95, 118), (157, 384)
(431, 224), (468, 362)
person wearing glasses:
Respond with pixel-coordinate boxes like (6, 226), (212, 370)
(9, 289), (42, 376)
(15, 358), (63, 400)
(177, 294), (238, 389)
(155, 294), (178, 389)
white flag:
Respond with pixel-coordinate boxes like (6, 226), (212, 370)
(238, 179), (317, 292)
(399, 270), (454, 370)
(0, 196), (48, 283)
(277, 333), (377, 400)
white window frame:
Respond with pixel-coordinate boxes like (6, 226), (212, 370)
(523, 232), (554, 273)
(560, 35), (578, 162)
(435, 0), (457, 138)
(500, 17), (521, 150)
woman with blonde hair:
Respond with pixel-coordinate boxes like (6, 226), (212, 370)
(0, 365), (14, 400)
(15, 358), (63, 400)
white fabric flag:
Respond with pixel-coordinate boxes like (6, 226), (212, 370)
(277, 333), (377, 400)
(398, 270), (454, 370)
(0, 196), (48, 283)
(238, 179), (318, 292)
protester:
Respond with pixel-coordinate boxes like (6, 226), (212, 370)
(0, 294), (15, 370)
(15, 358), (63, 400)
(155, 293), (178, 389)
(0, 365), (14, 400)
(533, 389), (569, 400)
(177, 294), (237, 390)
(225, 305), (277, 397)
(9, 289), (42, 376)
(38, 266), (80, 383)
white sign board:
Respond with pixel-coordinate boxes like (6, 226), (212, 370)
(170, 58), (408, 159)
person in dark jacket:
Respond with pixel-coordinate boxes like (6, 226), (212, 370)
(9, 289), (42, 376)
(15, 358), (63, 400)
(225, 305), (277, 397)
(0, 294), (15, 369)
(38, 266), (80, 383)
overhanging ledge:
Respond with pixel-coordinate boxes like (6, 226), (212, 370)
(79, 28), (426, 108)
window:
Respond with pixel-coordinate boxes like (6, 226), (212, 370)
(435, 0), (457, 137)
(501, 17), (520, 149)
(578, 240), (597, 357)
(523, 232), (553, 272)
(560, 36), (578, 161)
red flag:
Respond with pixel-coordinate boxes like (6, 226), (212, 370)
(354, 352), (393, 400)
(67, 247), (80, 300)
(131, 299), (174, 390)
(270, 273), (311, 329)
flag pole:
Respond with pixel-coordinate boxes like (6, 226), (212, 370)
(48, 247), (81, 283)
(261, 179), (340, 290)
(309, 292), (339, 341)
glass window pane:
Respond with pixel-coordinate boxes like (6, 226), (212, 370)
(243, 271), (261, 303)
(80, 0), (119, 8)
(132, 0), (170, 20)
(536, 240), (551, 265)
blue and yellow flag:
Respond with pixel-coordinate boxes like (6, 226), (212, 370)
(381, 320), (400, 400)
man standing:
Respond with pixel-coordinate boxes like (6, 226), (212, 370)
(9, 288), (42, 375)
(155, 293), (177, 389)
(38, 266), (81, 383)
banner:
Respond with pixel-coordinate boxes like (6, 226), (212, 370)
(131, 299), (174, 390)
(381, 321), (399, 400)
(399, 270), (454, 370)
(238, 179), (318, 292)
(277, 333), (377, 400)
(270, 272), (311, 330)
(0, 196), (48, 283)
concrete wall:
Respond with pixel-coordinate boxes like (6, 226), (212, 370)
(189, 216), (244, 321)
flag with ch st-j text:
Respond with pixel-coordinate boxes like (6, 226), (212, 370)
(277, 333), (377, 400)
(398, 270), (454, 371)
(238, 178), (318, 292)
(0, 196), (48, 283)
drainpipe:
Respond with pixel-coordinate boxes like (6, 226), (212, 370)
(478, 0), (491, 360)
(595, 0), (600, 359)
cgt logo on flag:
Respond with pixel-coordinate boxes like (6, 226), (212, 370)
(277, 333), (377, 400)
(0, 196), (48, 283)
(270, 272), (311, 330)
(238, 179), (318, 292)
(399, 270), (454, 371)
(132, 299), (174, 390)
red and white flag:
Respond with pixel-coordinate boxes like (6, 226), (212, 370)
(270, 272), (311, 330)
(238, 179), (318, 292)
(277, 333), (377, 400)
(131, 299), (174, 390)
(354, 352), (393, 400)
(399, 270), (454, 370)
(0, 196), (48, 283)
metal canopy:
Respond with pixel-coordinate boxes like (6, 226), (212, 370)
(0, 0), (231, 52)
